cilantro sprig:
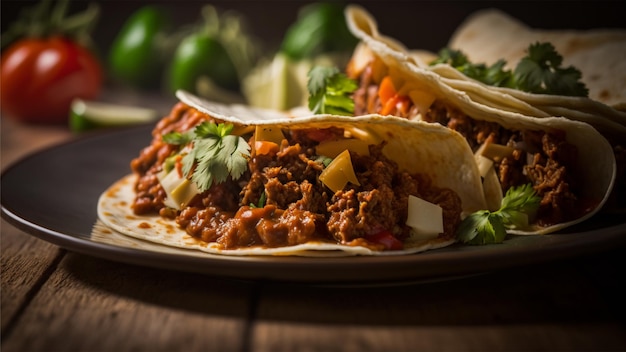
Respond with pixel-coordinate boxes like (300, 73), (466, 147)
(162, 122), (250, 192)
(307, 66), (358, 115)
(430, 42), (588, 97)
(457, 184), (541, 245)
(430, 48), (514, 87)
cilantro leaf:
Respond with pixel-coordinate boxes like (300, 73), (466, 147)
(162, 122), (251, 192)
(307, 65), (358, 115)
(514, 42), (588, 96)
(457, 183), (541, 245)
(431, 48), (514, 88)
(222, 135), (250, 180)
(430, 47), (470, 67)
(500, 183), (541, 215)
(162, 131), (194, 145)
(457, 211), (507, 245)
(482, 59), (514, 87)
(430, 42), (588, 97)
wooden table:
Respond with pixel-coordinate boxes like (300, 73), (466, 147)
(2, 114), (626, 352)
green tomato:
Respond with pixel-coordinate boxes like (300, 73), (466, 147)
(168, 33), (239, 94)
(108, 6), (170, 89)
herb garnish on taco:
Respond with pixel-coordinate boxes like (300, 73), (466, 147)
(342, 5), (617, 236)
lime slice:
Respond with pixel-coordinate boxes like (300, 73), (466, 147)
(69, 99), (159, 132)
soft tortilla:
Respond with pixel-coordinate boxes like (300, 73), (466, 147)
(447, 8), (626, 111)
(345, 5), (617, 234)
(346, 5), (626, 137)
(97, 92), (488, 256)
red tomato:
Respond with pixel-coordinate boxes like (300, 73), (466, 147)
(366, 230), (404, 250)
(1, 36), (102, 124)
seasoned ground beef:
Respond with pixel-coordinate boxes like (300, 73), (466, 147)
(131, 102), (207, 215)
(131, 103), (463, 250)
(351, 61), (605, 226)
(424, 103), (587, 226)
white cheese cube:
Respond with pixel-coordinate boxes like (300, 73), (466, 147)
(406, 195), (444, 240)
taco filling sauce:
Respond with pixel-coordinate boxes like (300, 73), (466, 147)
(350, 59), (598, 226)
(130, 102), (463, 250)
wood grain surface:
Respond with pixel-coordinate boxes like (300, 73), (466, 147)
(2, 114), (626, 352)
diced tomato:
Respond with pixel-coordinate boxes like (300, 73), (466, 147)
(304, 128), (342, 142)
(366, 230), (403, 250)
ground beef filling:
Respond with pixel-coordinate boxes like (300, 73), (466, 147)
(352, 64), (599, 226)
(131, 102), (207, 216)
(130, 104), (462, 250)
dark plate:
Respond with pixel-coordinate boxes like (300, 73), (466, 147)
(2, 124), (626, 285)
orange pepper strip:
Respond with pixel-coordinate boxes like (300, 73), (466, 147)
(255, 140), (279, 155)
(380, 96), (398, 115)
(378, 76), (411, 116)
(378, 76), (396, 105)
(175, 155), (184, 178)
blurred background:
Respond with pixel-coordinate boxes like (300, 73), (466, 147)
(4, 0), (624, 53)
(2, 0), (625, 129)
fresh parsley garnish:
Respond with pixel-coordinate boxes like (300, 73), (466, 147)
(430, 42), (588, 97)
(162, 122), (250, 192)
(307, 66), (358, 115)
(457, 183), (541, 245)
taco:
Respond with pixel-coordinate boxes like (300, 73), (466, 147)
(439, 8), (626, 211)
(97, 90), (488, 256)
(343, 5), (618, 233)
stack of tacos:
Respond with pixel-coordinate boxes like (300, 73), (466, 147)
(343, 5), (619, 233)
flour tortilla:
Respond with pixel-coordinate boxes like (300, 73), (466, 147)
(346, 5), (626, 137)
(97, 91), (488, 257)
(448, 8), (626, 111)
(345, 5), (617, 234)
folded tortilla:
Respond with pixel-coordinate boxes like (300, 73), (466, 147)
(344, 5), (617, 234)
(97, 91), (487, 256)
(448, 8), (626, 112)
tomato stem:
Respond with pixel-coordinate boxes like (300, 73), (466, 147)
(1, 0), (100, 49)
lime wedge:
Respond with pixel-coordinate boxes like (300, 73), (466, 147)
(242, 52), (349, 111)
(69, 99), (159, 132)
(242, 53), (292, 110)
